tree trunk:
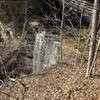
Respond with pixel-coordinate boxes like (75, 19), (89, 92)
(86, 0), (100, 77)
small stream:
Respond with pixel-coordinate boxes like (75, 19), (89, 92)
(33, 31), (60, 73)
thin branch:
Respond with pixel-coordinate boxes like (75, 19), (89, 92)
(60, 0), (65, 60)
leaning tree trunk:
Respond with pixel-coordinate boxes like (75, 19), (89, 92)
(86, 0), (100, 77)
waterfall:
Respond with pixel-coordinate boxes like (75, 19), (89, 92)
(33, 31), (60, 73)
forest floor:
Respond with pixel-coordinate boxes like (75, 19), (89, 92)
(0, 30), (100, 100)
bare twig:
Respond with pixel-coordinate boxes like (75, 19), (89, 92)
(78, 0), (85, 50)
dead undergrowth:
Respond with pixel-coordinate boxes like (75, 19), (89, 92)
(0, 34), (100, 100)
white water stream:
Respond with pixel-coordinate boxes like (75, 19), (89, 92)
(33, 31), (60, 73)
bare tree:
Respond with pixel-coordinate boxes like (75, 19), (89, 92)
(86, 0), (100, 77)
(60, 0), (65, 60)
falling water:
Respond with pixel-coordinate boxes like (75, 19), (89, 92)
(33, 31), (60, 73)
